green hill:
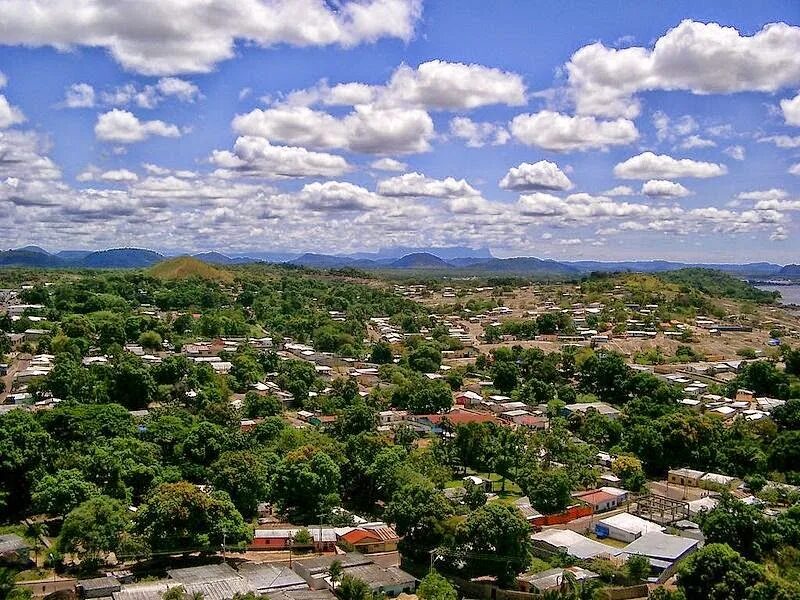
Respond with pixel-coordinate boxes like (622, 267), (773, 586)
(149, 256), (235, 283)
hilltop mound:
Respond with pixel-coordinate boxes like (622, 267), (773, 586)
(149, 256), (234, 282)
(390, 252), (451, 269)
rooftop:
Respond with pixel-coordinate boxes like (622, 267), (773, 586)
(623, 532), (699, 560)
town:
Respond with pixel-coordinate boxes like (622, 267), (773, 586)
(1, 257), (800, 600)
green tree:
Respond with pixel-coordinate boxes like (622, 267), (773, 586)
(134, 482), (249, 553)
(611, 456), (647, 493)
(519, 468), (572, 514)
(243, 391), (283, 418)
(329, 559), (344, 590)
(385, 481), (453, 560)
(677, 543), (764, 600)
(697, 494), (777, 560)
(408, 344), (442, 373)
(31, 469), (100, 518)
(456, 503), (532, 586)
(210, 451), (271, 518)
(58, 495), (130, 561)
(271, 451), (340, 522)
(625, 555), (650, 582)
(370, 342), (393, 365)
(138, 330), (163, 351)
(492, 360), (519, 393)
(0, 409), (52, 513)
(417, 572), (456, 600)
(337, 575), (373, 600)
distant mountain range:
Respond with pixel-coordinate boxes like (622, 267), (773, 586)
(1, 246), (798, 280)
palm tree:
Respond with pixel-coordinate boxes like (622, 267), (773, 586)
(26, 521), (48, 567)
(328, 560), (343, 590)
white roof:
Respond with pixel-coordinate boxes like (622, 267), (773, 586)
(597, 512), (664, 536)
(532, 529), (621, 559)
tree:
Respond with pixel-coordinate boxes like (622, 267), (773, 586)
(370, 342), (393, 365)
(408, 344), (442, 373)
(134, 482), (249, 553)
(336, 401), (378, 438)
(417, 572), (456, 600)
(578, 351), (631, 405)
(611, 456), (647, 493)
(772, 398), (800, 431)
(492, 360), (518, 394)
(243, 391), (283, 418)
(328, 560), (344, 591)
(677, 543), (765, 600)
(385, 481), (453, 560)
(0, 409), (52, 513)
(463, 481), (487, 510)
(769, 430), (800, 474)
(337, 575), (373, 600)
(519, 468), (572, 514)
(138, 330), (163, 351)
(210, 451), (271, 518)
(456, 503), (532, 586)
(271, 451), (340, 523)
(697, 494), (777, 560)
(626, 555), (650, 582)
(31, 469), (100, 518)
(58, 495), (130, 561)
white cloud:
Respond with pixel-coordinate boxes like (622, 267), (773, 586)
(510, 110), (638, 151)
(95, 109), (181, 143)
(602, 185), (635, 196)
(567, 20), (800, 118)
(738, 189), (787, 202)
(781, 91), (800, 126)
(370, 158), (407, 172)
(614, 152), (727, 179)
(680, 135), (716, 149)
(499, 160), (573, 191)
(641, 179), (690, 198)
(63, 83), (95, 108)
(723, 145), (745, 161)
(0, 0), (422, 75)
(790, 163), (800, 177)
(155, 78), (201, 103)
(0, 95), (25, 128)
(758, 135), (800, 148)
(210, 135), (350, 179)
(99, 78), (200, 109)
(0, 71), (6, 89)
(381, 60), (526, 109)
(232, 104), (434, 154)
(377, 172), (480, 198)
(296, 181), (383, 212)
(449, 117), (508, 148)
(99, 169), (139, 183)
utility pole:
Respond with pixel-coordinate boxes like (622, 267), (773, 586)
(318, 513), (324, 555)
(221, 533), (226, 563)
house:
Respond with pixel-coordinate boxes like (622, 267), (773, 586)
(237, 563), (308, 594)
(563, 402), (621, 419)
(531, 529), (622, 560)
(338, 525), (399, 553)
(622, 532), (699, 583)
(572, 489), (623, 513)
(250, 528), (337, 552)
(291, 553), (416, 596)
(699, 472), (740, 491)
(0, 534), (29, 564)
(455, 390), (483, 406)
(595, 512), (665, 543)
(77, 577), (122, 599)
(668, 468), (705, 488)
(514, 496), (543, 524)
(516, 567), (600, 593)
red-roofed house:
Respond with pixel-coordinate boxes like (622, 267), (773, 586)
(572, 489), (622, 513)
(339, 526), (399, 553)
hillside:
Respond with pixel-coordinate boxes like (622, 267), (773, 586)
(78, 248), (165, 268)
(778, 264), (800, 279)
(390, 252), (451, 269)
(149, 256), (235, 283)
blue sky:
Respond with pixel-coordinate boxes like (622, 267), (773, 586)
(0, 0), (799, 261)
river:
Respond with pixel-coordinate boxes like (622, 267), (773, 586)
(756, 284), (800, 306)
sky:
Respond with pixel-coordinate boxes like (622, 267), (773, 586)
(1, 0), (799, 262)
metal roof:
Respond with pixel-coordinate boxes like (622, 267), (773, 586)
(623, 532), (699, 560)
(167, 563), (240, 584)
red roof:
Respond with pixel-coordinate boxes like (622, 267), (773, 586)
(341, 526), (399, 545)
(573, 490), (617, 506)
(423, 410), (497, 426)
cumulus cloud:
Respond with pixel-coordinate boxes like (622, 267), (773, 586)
(510, 110), (638, 151)
(381, 60), (525, 109)
(295, 181), (383, 212)
(499, 160), (573, 191)
(95, 109), (181, 143)
(758, 135), (800, 149)
(603, 186), (635, 196)
(680, 135), (715, 149)
(377, 172), (480, 198)
(63, 83), (95, 108)
(790, 163), (800, 177)
(0, 0), (423, 75)
(0, 94), (25, 128)
(781, 91), (800, 126)
(449, 117), (509, 147)
(641, 179), (690, 198)
(614, 152), (727, 179)
(567, 20), (800, 118)
(723, 145), (745, 161)
(232, 104), (434, 154)
(370, 158), (407, 172)
(210, 135), (350, 179)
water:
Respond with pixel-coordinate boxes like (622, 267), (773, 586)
(756, 284), (800, 305)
